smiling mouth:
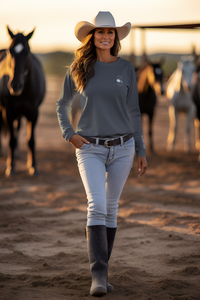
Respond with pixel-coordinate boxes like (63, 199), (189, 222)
(101, 42), (109, 45)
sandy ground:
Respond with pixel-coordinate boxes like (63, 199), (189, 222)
(0, 76), (200, 300)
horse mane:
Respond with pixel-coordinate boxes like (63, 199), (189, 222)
(0, 50), (14, 79)
(166, 67), (182, 99)
(0, 50), (7, 62)
(137, 65), (155, 93)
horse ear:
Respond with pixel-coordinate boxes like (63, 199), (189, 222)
(141, 52), (150, 65)
(26, 28), (35, 41)
(7, 26), (15, 39)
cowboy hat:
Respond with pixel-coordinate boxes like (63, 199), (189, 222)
(75, 11), (131, 42)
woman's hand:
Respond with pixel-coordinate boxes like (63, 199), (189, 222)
(137, 156), (147, 177)
(69, 134), (90, 149)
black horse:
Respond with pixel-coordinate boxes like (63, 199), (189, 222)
(0, 50), (7, 156)
(192, 65), (200, 161)
(0, 110), (5, 156)
(0, 27), (46, 176)
(136, 59), (164, 152)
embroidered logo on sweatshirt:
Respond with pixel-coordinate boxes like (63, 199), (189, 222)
(116, 75), (123, 86)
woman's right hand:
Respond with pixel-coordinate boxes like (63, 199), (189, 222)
(69, 134), (90, 149)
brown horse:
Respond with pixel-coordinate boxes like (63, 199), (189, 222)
(0, 26), (46, 176)
(136, 59), (164, 152)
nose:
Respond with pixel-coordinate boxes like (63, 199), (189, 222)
(102, 32), (109, 39)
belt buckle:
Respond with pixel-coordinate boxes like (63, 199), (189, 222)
(104, 139), (112, 148)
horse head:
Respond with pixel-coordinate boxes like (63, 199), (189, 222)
(152, 60), (165, 95)
(137, 57), (165, 95)
(179, 57), (196, 92)
(5, 26), (35, 96)
(166, 57), (196, 100)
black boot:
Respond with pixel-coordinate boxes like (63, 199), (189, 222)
(107, 227), (117, 293)
(86, 225), (108, 296)
(107, 227), (117, 261)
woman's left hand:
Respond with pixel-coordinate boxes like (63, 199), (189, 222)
(137, 156), (147, 177)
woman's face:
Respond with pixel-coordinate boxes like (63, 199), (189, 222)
(94, 28), (115, 51)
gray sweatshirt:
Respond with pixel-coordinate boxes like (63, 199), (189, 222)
(56, 57), (146, 157)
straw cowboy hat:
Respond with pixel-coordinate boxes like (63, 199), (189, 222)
(75, 11), (131, 42)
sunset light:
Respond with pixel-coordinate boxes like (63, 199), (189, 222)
(1, 0), (200, 55)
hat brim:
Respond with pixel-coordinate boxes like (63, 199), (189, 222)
(75, 21), (131, 42)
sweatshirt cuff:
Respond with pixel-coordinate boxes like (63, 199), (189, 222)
(64, 131), (76, 143)
(136, 148), (146, 157)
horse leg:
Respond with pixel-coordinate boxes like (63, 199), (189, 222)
(27, 111), (38, 175)
(167, 105), (177, 151)
(0, 108), (7, 157)
(5, 113), (17, 176)
(194, 118), (200, 161)
(0, 111), (2, 156)
(185, 104), (196, 152)
(13, 117), (21, 158)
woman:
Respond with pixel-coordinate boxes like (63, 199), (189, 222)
(56, 11), (147, 296)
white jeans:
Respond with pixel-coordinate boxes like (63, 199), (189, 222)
(75, 137), (135, 228)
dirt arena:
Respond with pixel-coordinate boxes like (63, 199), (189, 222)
(0, 76), (200, 300)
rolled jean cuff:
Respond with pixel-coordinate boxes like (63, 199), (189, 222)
(87, 219), (106, 226)
(106, 220), (117, 228)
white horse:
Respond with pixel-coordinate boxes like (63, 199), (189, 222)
(166, 57), (196, 152)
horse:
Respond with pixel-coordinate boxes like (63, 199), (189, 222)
(136, 59), (164, 152)
(0, 110), (5, 156)
(166, 57), (196, 152)
(192, 64), (200, 161)
(0, 50), (7, 156)
(0, 26), (46, 176)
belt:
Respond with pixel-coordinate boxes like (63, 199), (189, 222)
(84, 133), (133, 148)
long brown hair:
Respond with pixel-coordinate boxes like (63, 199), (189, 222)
(70, 29), (121, 93)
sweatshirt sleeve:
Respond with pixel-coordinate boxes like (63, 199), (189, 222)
(126, 63), (146, 157)
(56, 67), (77, 142)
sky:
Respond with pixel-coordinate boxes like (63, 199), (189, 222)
(0, 0), (200, 55)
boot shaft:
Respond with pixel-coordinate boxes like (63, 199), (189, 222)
(86, 225), (108, 296)
(107, 227), (117, 261)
